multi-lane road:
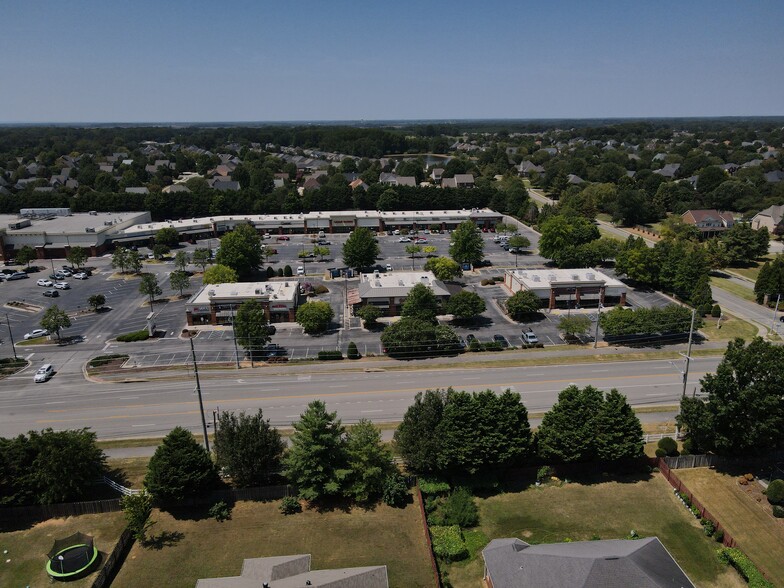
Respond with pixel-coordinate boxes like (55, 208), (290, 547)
(0, 356), (720, 440)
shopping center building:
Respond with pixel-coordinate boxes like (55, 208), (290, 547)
(504, 268), (627, 309)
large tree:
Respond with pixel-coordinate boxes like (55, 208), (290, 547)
(505, 290), (541, 320)
(203, 263), (238, 284)
(449, 221), (484, 265)
(213, 409), (285, 487)
(424, 256), (462, 281)
(144, 427), (218, 506)
(401, 283), (440, 324)
(380, 318), (460, 358)
(754, 255), (784, 304)
(155, 227), (180, 248)
(446, 290), (486, 321)
(216, 223), (264, 279)
(234, 299), (274, 355)
(678, 338), (784, 455)
(344, 419), (395, 503)
(65, 246), (88, 269)
(342, 227), (380, 270)
(40, 305), (71, 341)
(296, 301), (334, 334)
(15, 245), (36, 267)
(394, 389), (447, 475)
(0, 428), (106, 505)
(192, 248), (212, 271)
(170, 270), (191, 296)
(139, 273), (162, 306)
(538, 215), (600, 267)
(283, 400), (350, 502)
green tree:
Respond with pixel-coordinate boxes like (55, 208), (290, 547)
(401, 283), (440, 324)
(754, 255), (784, 304)
(405, 244), (422, 269)
(423, 257), (462, 281)
(357, 304), (382, 328)
(296, 301), (334, 334)
(506, 290), (541, 320)
(15, 245), (36, 267)
(216, 223), (264, 279)
(174, 250), (190, 272)
(111, 247), (134, 274)
(283, 400), (350, 502)
(152, 244), (170, 260)
(678, 338), (784, 455)
(0, 428), (106, 505)
(65, 246), (88, 269)
(507, 234), (531, 266)
(203, 263), (238, 284)
(40, 305), (71, 341)
(446, 290), (486, 321)
(722, 223), (770, 266)
(345, 420), (395, 502)
(557, 315), (592, 338)
(690, 274), (713, 315)
(449, 221), (484, 265)
(121, 491), (155, 543)
(536, 385), (605, 463)
(144, 427), (218, 506)
(394, 389), (446, 474)
(88, 293), (106, 312)
(192, 248), (212, 271)
(380, 318), (459, 358)
(313, 245), (330, 261)
(170, 270), (191, 296)
(155, 227), (180, 248)
(538, 215), (600, 266)
(139, 273), (162, 306)
(234, 299), (274, 355)
(342, 227), (380, 270)
(595, 389), (644, 461)
(213, 409), (285, 487)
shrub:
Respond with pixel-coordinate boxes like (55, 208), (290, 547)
(208, 500), (232, 522)
(717, 547), (774, 588)
(701, 518), (715, 536)
(88, 354), (129, 367)
(313, 284), (329, 295)
(284, 265), (293, 277)
(430, 525), (468, 562)
(382, 473), (408, 507)
(772, 505), (784, 518)
(480, 279), (492, 286)
(537, 465), (554, 483)
(765, 479), (784, 505)
(347, 341), (360, 360)
(279, 496), (301, 515)
(117, 330), (150, 342)
(468, 340), (481, 352)
(481, 341), (504, 352)
(655, 448), (667, 458)
(420, 478), (451, 495)
(317, 350), (343, 361)
(714, 529), (724, 543)
(435, 487), (479, 527)
(711, 304), (722, 318)
(690, 505), (701, 518)
(657, 437), (678, 456)
(265, 266), (275, 279)
(745, 473), (754, 481)
(276, 268), (284, 277)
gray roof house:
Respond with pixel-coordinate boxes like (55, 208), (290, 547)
(195, 554), (388, 588)
(751, 204), (784, 231)
(482, 537), (694, 588)
(764, 170), (784, 183)
(653, 163), (681, 179)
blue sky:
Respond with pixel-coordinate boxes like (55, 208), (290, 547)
(1, 0), (782, 122)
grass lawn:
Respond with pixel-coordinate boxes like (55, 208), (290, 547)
(112, 497), (434, 588)
(676, 468), (784, 585)
(0, 511), (127, 588)
(699, 313), (759, 341)
(726, 255), (776, 282)
(710, 276), (757, 302)
(107, 456), (150, 488)
(441, 473), (743, 588)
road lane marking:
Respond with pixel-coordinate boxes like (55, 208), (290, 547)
(132, 424), (157, 427)
(361, 410), (383, 413)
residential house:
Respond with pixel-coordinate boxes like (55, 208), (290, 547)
(653, 163), (681, 179)
(124, 187), (149, 195)
(196, 553), (388, 588)
(454, 173), (475, 188)
(567, 174), (585, 185)
(764, 170), (784, 184)
(431, 168), (444, 182)
(162, 184), (190, 194)
(517, 161), (545, 176)
(349, 178), (369, 191)
(210, 179), (240, 191)
(379, 173), (416, 186)
(681, 209), (735, 237)
(482, 537), (694, 588)
(751, 204), (784, 232)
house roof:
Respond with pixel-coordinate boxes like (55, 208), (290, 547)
(483, 537), (694, 588)
(753, 204), (784, 225)
(357, 271), (450, 299)
(764, 170), (784, 183)
(681, 209), (734, 226)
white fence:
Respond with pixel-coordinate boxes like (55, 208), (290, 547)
(101, 475), (140, 496)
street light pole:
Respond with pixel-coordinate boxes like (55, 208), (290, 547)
(230, 305), (240, 369)
(770, 293), (781, 336)
(189, 337), (210, 452)
(5, 313), (17, 360)
(681, 308), (697, 397)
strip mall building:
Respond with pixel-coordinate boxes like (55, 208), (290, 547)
(504, 268), (627, 309)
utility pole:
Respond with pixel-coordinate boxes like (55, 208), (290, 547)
(5, 313), (17, 360)
(681, 308), (697, 397)
(593, 304), (602, 349)
(189, 337), (210, 452)
(230, 305), (240, 369)
(770, 293), (781, 336)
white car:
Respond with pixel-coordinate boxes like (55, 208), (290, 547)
(398, 237), (411, 243)
(34, 364), (54, 383)
(73, 272), (88, 280)
(36, 279), (53, 287)
(54, 281), (70, 289)
(24, 328), (49, 340)
(296, 266), (305, 275)
(385, 264), (393, 271)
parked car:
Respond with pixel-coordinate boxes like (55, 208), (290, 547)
(43, 289), (59, 297)
(276, 235), (290, 241)
(54, 281), (70, 289)
(466, 333), (477, 344)
(8, 272), (28, 280)
(24, 329), (49, 340)
(398, 237), (411, 243)
(296, 266), (305, 275)
(36, 279), (53, 287)
(385, 264), (393, 271)
(262, 343), (286, 357)
(73, 272), (88, 280)
(522, 330), (539, 344)
(493, 334), (509, 348)
(34, 364), (55, 383)
(415, 238), (428, 244)
(59, 269), (72, 277)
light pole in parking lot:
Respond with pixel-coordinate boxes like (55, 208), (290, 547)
(5, 313), (17, 360)
(188, 337), (210, 452)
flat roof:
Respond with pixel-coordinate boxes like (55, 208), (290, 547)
(357, 271), (450, 298)
(188, 281), (298, 305)
(507, 268), (625, 289)
(0, 211), (149, 235)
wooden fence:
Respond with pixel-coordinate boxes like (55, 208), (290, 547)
(91, 527), (135, 588)
(0, 498), (122, 523)
(663, 454), (719, 469)
(414, 483), (443, 588)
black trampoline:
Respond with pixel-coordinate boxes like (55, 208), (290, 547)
(46, 532), (99, 580)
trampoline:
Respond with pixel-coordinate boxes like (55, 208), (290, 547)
(46, 532), (99, 580)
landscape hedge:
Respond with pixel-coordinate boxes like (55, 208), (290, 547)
(117, 330), (150, 342)
(317, 350), (343, 360)
(429, 525), (468, 562)
(717, 548), (773, 588)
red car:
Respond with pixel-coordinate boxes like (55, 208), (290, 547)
(276, 235), (290, 241)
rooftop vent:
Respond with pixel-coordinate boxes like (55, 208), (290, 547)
(532, 275), (540, 282)
(586, 272), (595, 280)
(208, 290), (215, 297)
(85, 227), (95, 233)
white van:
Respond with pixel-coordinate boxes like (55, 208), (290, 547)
(296, 266), (305, 275)
(34, 364), (54, 383)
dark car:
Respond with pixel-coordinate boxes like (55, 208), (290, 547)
(43, 289), (59, 297)
(780, 316), (784, 323)
(493, 334), (509, 348)
(262, 344), (286, 357)
(466, 334), (477, 344)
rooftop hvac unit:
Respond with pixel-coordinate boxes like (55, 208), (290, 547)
(572, 274), (579, 280)
(532, 275), (540, 282)
(85, 227), (95, 233)
(104, 221), (113, 226)
(586, 272), (595, 280)
(208, 290), (216, 297)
